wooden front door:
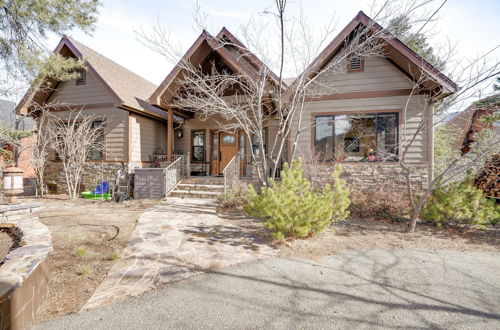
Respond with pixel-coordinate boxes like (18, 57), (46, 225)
(211, 131), (239, 175)
(219, 132), (238, 172)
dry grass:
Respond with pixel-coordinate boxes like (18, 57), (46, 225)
(221, 209), (500, 259)
(19, 195), (158, 324)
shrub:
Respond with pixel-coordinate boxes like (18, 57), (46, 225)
(76, 266), (92, 276)
(75, 247), (88, 257)
(420, 174), (500, 229)
(216, 184), (248, 210)
(244, 160), (350, 240)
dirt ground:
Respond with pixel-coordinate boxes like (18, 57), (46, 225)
(0, 231), (12, 263)
(18, 196), (158, 324)
(221, 209), (500, 258)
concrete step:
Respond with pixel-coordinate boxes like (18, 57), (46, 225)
(169, 189), (222, 199)
(176, 183), (224, 192)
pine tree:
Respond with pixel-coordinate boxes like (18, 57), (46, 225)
(388, 15), (445, 70)
(244, 160), (350, 240)
(0, 0), (101, 96)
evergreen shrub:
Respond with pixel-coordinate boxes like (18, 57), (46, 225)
(244, 160), (350, 240)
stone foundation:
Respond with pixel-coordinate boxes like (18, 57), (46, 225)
(0, 203), (51, 330)
(44, 162), (139, 195)
(306, 163), (429, 192)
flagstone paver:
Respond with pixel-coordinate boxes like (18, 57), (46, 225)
(83, 197), (276, 310)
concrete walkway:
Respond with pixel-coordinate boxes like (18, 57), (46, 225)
(36, 249), (500, 329)
(83, 197), (276, 310)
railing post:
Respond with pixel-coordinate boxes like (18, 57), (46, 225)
(186, 152), (191, 178)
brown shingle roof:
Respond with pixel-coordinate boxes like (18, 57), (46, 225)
(65, 37), (168, 119)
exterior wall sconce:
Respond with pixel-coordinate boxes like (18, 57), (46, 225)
(3, 167), (24, 203)
(177, 128), (184, 139)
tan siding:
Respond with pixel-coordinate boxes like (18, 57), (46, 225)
(47, 70), (115, 105)
(41, 107), (129, 161)
(290, 95), (431, 164)
(129, 114), (167, 163)
(310, 56), (412, 94)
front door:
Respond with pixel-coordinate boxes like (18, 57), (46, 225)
(211, 131), (239, 175)
(219, 132), (238, 172)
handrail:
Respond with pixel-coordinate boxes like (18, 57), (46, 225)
(163, 155), (186, 197)
(223, 152), (240, 193)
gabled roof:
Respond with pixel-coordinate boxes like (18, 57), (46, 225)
(285, 11), (458, 98)
(16, 36), (168, 120)
(149, 28), (282, 111)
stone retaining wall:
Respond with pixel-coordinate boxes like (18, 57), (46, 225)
(0, 203), (51, 330)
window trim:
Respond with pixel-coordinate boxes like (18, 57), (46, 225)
(75, 69), (87, 85)
(347, 55), (364, 73)
(191, 129), (206, 163)
(311, 109), (402, 163)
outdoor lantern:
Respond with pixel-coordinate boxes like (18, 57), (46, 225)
(3, 166), (24, 203)
(178, 128), (184, 138)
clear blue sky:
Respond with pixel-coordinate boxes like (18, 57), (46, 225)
(46, 0), (500, 87)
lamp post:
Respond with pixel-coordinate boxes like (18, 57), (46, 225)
(3, 167), (24, 203)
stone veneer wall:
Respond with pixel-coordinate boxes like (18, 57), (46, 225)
(0, 203), (51, 330)
(313, 163), (429, 192)
(44, 161), (140, 195)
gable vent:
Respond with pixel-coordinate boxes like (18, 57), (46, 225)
(348, 55), (363, 72)
(76, 69), (86, 85)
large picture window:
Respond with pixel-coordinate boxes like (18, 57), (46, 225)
(192, 130), (205, 162)
(314, 112), (398, 162)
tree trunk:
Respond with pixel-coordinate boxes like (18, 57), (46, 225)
(406, 211), (418, 233)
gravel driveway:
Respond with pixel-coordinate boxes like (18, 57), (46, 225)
(35, 249), (500, 329)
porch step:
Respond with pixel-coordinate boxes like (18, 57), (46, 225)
(176, 183), (224, 192)
(181, 177), (225, 185)
(169, 189), (221, 199)
(168, 177), (225, 199)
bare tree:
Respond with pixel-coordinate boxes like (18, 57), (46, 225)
(394, 50), (500, 232)
(30, 107), (52, 197)
(137, 0), (432, 186)
(46, 109), (107, 199)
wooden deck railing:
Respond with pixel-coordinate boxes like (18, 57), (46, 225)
(223, 152), (240, 193)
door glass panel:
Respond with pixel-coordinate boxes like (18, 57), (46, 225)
(222, 134), (235, 145)
(212, 133), (218, 160)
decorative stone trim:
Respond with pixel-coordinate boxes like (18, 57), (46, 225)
(0, 203), (51, 330)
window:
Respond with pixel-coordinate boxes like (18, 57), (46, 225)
(75, 69), (86, 85)
(54, 120), (105, 161)
(192, 130), (205, 162)
(348, 55), (364, 72)
(88, 120), (104, 160)
(252, 128), (267, 158)
(314, 112), (398, 162)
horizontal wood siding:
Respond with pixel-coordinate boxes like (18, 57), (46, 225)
(129, 114), (167, 163)
(47, 70), (115, 105)
(41, 107), (128, 161)
(310, 56), (412, 95)
(291, 95), (431, 163)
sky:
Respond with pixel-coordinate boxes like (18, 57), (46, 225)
(39, 0), (500, 93)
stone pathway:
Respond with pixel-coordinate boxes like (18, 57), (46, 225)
(83, 197), (276, 310)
